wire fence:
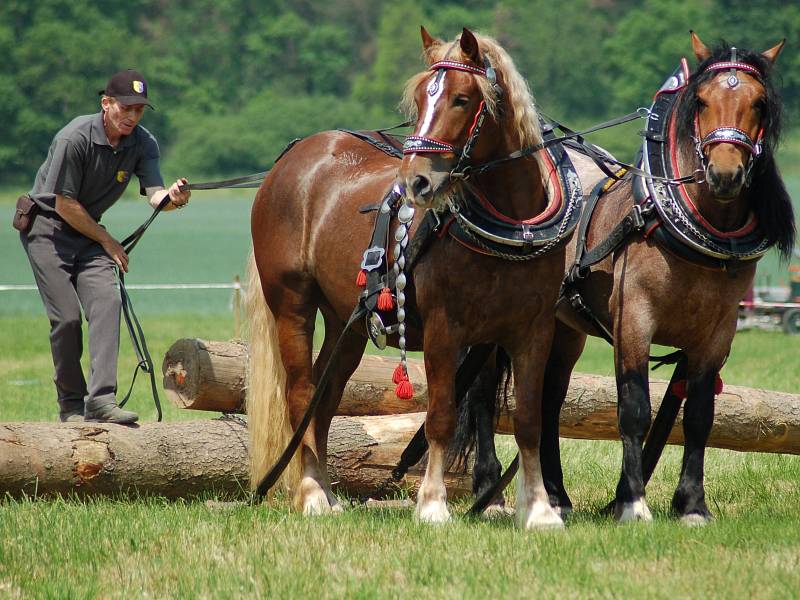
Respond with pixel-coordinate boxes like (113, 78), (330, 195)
(0, 277), (248, 336)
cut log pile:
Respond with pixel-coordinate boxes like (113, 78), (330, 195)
(163, 339), (800, 455)
(2, 337), (798, 501)
(0, 414), (471, 500)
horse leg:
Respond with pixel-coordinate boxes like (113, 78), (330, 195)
(541, 321), (587, 516)
(513, 332), (564, 530)
(307, 308), (368, 512)
(416, 325), (459, 524)
(470, 352), (507, 517)
(612, 341), (653, 522)
(672, 368), (717, 525)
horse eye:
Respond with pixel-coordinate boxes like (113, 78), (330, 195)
(696, 97), (708, 110)
(452, 96), (470, 108)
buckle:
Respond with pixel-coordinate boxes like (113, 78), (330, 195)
(632, 204), (648, 229)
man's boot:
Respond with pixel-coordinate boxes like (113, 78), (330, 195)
(84, 400), (139, 424)
(58, 399), (85, 423)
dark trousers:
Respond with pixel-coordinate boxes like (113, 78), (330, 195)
(21, 214), (121, 413)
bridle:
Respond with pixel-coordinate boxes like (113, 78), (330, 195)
(691, 48), (765, 186)
(402, 57), (501, 180)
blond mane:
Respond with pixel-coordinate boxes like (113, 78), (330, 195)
(401, 31), (543, 152)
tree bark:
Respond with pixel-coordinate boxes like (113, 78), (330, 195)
(0, 415), (471, 500)
(163, 339), (800, 455)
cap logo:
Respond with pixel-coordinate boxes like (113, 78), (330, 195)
(132, 80), (145, 94)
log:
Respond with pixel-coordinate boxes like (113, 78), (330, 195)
(0, 414), (471, 500)
(163, 339), (800, 455)
(162, 339), (428, 415)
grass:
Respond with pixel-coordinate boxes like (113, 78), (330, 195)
(1, 139), (799, 598)
(2, 311), (799, 598)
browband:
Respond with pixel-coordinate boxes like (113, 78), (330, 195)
(705, 61), (762, 79)
(429, 60), (487, 77)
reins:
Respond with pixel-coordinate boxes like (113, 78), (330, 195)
(116, 171), (272, 421)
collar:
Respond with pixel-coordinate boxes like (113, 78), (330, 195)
(90, 111), (137, 149)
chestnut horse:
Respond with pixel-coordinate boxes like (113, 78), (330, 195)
(538, 33), (794, 524)
(248, 27), (574, 528)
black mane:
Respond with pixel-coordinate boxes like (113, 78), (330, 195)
(675, 41), (795, 260)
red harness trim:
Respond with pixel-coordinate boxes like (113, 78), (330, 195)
(469, 149), (563, 226)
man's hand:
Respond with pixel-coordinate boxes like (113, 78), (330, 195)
(101, 237), (129, 272)
(168, 178), (191, 209)
(55, 195), (129, 271)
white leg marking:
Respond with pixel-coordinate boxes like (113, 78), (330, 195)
(414, 443), (451, 524)
(680, 513), (711, 527)
(615, 498), (653, 523)
(516, 453), (564, 530)
(298, 476), (332, 516)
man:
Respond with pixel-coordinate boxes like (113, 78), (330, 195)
(20, 69), (191, 424)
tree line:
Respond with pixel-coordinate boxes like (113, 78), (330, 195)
(2, 0), (797, 184)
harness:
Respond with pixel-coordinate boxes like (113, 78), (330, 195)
(637, 57), (770, 270)
(563, 54), (772, 331)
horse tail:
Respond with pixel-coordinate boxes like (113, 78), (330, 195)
(245, 250), (302, 496)
(449, 347), (512, 471)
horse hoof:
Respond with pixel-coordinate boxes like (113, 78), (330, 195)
(554, 505), (573, 520)
(299, 478), (332, 516)
(519, 502), (564, 530)
(482, 504), (510, 520)
(680, 513), (711, 527)
(615, 499), (653, 523)
(415, 500), (451, 524)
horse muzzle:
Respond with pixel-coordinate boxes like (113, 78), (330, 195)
(706, 162), (745, 200)
(399, 157), (452, 208)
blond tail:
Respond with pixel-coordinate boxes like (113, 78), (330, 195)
(245, 250), (302, 496)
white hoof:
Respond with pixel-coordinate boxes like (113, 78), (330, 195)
(680, 513), (711, 527)
(615, 499), (653, 523)
(415, 499), (451, 524)
(519, 501), (564, 530)
(299, 478), (331, 516)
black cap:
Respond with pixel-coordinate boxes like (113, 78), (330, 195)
(100, 69), (154, 109)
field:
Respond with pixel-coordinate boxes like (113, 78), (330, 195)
(1, 177), (800, 598)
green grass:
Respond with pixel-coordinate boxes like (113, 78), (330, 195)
(2, 311), (799, 598)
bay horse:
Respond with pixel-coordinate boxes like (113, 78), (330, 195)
(248, 27), (576, 528)
(538, 32), (794, 524)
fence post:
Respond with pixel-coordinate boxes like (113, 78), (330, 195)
(233, 275), (242, 338)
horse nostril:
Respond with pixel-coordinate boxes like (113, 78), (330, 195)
(732, 165), (744, 186)
(411, 175), (432, 199)
(706, 165), (720, 187)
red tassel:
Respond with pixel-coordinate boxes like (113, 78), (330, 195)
(356, 269), (367, 287)
(671, 376), (723, 398)
(392, 363), (405, 384)
(395, 374), (414, 400)
(377, 287), (394, 311)
(671, 379), (688, 399)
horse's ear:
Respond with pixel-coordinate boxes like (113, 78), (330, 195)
(761, 39), (786, 65)
(460, 28), (481, 65)
(420, 26), (442, 63)
(690, 30), (712, 62)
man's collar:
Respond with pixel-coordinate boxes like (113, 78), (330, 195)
(90, 112), (136, 148)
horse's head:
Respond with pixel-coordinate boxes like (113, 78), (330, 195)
(682, 32), (784, 200)
(398, 27), (539, 209)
